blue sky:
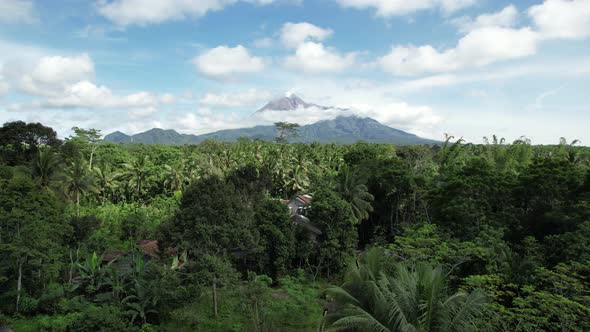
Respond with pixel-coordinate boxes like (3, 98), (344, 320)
(0, 0), (589, 144)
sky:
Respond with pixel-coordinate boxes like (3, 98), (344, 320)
(0, 0), (589, 144)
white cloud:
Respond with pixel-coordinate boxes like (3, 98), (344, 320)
(17, 54), (95, 96)
(393, 58), (590, 94)
(454, 27), (538, 66)
(452, 5), (518, 33)
(9, 81), (163, 111)
(529, 0), (590, 40)
(0, 0), (37, 24)
(280, 22), (333, 49)
(193, 45), (266, 80)
(97, 0), (282, 26)
(97, 0), (236, 26)
(175, 111), (250, 135)
(5, 54), (173, 115)
(335, 0), (476, 17)
(379, 27), (538, 75)
(285, 42), (355, 74)
(199, 89), (272, 107)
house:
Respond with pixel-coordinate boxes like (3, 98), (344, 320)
(283, 194), (322, 240)
(287, 194), (312, 217)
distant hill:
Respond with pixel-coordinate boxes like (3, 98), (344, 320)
(104, 116), (437, 145)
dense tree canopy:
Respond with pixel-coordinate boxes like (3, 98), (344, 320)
(0, 120), (589, 331)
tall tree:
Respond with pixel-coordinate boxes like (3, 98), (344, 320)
(0, 121), (60, 165)
(336, 165), (374, 223)
(0, 175), (70, 312)
(158, 175), (258, 260)
(66, 127), (102, 169)
(122, 154), (150, 199)
(32, 148), (60, 190)
(274, 122), (300, 144)
(62, 158), (97, 216)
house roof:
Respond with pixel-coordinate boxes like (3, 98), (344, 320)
(138, 240), (159, 258)
(295, 194), (312, 205)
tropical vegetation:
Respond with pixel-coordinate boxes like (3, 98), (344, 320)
(0, 121), (589, 331)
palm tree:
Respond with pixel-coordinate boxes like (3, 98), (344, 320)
(63, 158), (97, 216)
(336, 166), (374, 223)
(95, 164), (119, 204)
(163, 164), (185, 193)
(32, 148), (60, 189)
(324, 248), (486, 332)
(122, 154), (150, 199)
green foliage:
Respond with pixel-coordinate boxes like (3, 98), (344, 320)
(159, 175), (259, 260)
(2, 121), (590, 331)
(325, 248), (486, 332)
(254, 199), (296, 279)
(387, 223), (488, 278)
(274, 122), (301, 143)
(309, 189), (358, 276)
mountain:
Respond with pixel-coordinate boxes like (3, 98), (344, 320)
(104, 116), (437, 145)
(256, 93), (329, 113)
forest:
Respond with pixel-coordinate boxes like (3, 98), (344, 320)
(0, 120), (589, 331)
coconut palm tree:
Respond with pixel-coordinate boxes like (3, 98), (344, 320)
(62, 158), (97, 216)
(94, 164), (119, 204)
(336, 166), (374, 223)
(163, 164), (185, 193)
(32, 148), (60, 189)
(324, 248), (486, 332)
(122, 154), (150, 199)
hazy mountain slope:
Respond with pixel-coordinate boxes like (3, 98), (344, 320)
(104, 116), (437, 145)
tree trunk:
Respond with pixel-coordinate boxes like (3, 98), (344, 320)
(212, 278), (218, 319)
(16, 259), (23, 313)
(89, 146), (97, 170)
(69, 249), (74, 284)
(75, 190), (80, 217)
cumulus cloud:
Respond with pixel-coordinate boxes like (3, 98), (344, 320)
(6, 54), (173, 116)
(280, 22), (333, 49)
(0, 0), (37, 24)
(451, 5), (518, 33)
(285, 42), (355, 74)
(97, 0), (281, 26)
(16, 54), (95, 97)
(335, 0), (476, 17)
(378, 1), (590, 76)
(199, 89), (272, 108)
(193, 45), (266, 80)
(529, 0), (590, 40)
(379, 27), (538, 75)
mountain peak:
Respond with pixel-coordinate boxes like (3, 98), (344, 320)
(257, 94), (311, 112)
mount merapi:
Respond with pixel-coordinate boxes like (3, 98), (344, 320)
(105, 95), (437, 145)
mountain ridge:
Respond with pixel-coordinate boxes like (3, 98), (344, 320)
(104, 115), (438, 145)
